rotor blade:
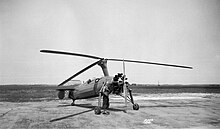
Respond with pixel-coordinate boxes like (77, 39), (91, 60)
(58, 60), (101, 86)
(40, 50), (102, 60)
(40, 49), (192, 69)
(107, 58), (193, 69)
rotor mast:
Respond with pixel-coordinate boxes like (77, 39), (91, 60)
(98, 59), (109, 76)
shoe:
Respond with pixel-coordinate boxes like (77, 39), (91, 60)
(102, 110), (110, 115)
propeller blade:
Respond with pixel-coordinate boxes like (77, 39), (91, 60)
(58, 60), (101, 86)
(122, 60), (128, 108)
(40, 50), (102, 60)
(107, 58), (193, 69)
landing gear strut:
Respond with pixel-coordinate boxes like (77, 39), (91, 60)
(120, 85), (140, 111)
(71, 100), (75, 106)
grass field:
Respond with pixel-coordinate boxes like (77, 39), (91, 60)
(0, 84), (220, 102)
(0, 85), (57, 102)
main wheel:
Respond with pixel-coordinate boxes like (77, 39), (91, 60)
(94, 107), (101, 115)
(133, 103), (139, 110)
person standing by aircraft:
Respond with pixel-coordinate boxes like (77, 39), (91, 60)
(101, 82), (110, 114)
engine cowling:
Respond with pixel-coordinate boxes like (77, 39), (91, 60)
(58, 90), (65, 99)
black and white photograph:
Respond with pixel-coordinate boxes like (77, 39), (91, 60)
(0, 0), (220, 128)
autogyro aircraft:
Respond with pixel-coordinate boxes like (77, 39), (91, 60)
(40, 49), (192, 114)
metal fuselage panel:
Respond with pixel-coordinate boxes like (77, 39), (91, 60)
(72, 76), (113, 100)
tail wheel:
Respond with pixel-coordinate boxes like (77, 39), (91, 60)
(94, 107), (101, 115)
(133, 103), (139, 110)
(71, 100), (75, 106)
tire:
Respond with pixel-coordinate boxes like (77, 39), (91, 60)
(133, 103), (139, 110)
(94, 107), (101, 115)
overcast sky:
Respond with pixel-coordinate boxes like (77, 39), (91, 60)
(0, 0), (220, 85)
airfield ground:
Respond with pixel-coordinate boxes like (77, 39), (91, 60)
(0, 85), (220, 129)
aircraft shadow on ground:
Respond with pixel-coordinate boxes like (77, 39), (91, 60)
(50, 109), (93, 122)
(51, 103), (126, 122)
(58, 103), (126, 112)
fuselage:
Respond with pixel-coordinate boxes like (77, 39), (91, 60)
(70, 76), (113, 100)
(57, 59), (115, 100)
